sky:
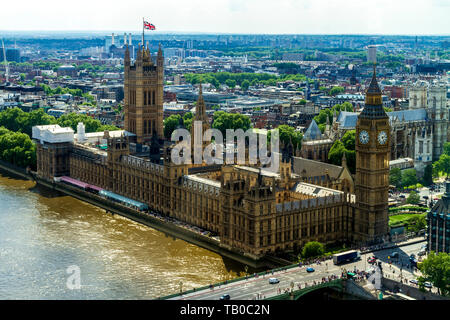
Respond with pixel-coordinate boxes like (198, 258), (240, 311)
(0, 0), (449, 35)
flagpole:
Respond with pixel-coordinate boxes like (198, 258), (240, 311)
(142, 17), (145, 48)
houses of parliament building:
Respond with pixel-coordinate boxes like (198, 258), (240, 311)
(33, 44), (391, 260)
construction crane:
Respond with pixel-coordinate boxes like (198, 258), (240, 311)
(1, 38), (9, 83)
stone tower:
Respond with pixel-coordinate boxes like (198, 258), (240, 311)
(428, 81), (448, 160)
(354, 64), (390, 244)
(106, 134), (130, 191)
(191, 84), (210, 164)
(408, 80), (428, 109)
(124, 43), (164, 144)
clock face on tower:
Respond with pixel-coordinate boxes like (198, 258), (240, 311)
(378, 131), (387, 145)
(359, 130), (369, 144)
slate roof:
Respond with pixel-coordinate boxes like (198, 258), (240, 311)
(293, 157), (344, 180)
(430, 181), (450, 216)
(388, 109), (428, 122)
(303, 119), (323, 141)
(337, 111), (358, 128)
(336, 109), (428, 130)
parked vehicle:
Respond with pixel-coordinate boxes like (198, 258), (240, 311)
(306, 267), (315, 273)
(424, 282), (433, 288)
(220, 294), (231, 300)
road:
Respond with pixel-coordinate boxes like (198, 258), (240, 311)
(391, 183), (444, 207)
(169, 240), (428, 300)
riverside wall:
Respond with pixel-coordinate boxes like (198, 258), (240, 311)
(0, 161), (278, 269)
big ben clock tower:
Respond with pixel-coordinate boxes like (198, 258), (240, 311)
(354, 64), (390, 244)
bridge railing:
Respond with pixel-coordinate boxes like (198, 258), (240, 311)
(264, 279), (343, 300)
(158, 263), (305, 300)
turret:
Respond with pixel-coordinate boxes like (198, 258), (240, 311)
(124, 45), (130, 67)
(157, 43), (164, 68)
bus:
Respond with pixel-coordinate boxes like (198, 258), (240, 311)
(333, 250), (361, 265)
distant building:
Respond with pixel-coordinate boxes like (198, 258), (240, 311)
(367, 45), (377, 63)
(0, 48), (21, 62)
(57, 65), (77, 78)
(389, 158), (414, 170)
(383, 85), (406, 99)
(333, 80), (448, 175)
(281, 53), (305, 61)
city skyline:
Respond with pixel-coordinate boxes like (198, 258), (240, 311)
(0, 0), (449, 35)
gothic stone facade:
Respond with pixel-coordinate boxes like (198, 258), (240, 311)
(33, 56), (392, 259)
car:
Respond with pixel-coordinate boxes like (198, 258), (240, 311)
(368, 257), (377, 264)
(269, 278), (279, 284)
(306, 267), (315, 273)
(220, 294), (230, 300)
(423, 195), (429, 199)
(418, 250), (426, 256)
(399, 195), (406, 198)
(409, 279), (418, 285)
(424, 282), (432, 288)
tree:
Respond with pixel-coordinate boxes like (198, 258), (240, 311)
(274, 125), (303, 151)
(212, 111), (251, 135)
(163, 114), (182, 139)
(301, 241), (325, 259)
(341, 130), (355, 150)
(443, 142), (450, 156)
(241, 79), (250, 91)
(56, 113), (117, 133)
(406, 215), (426, 233)
(406, 191), (420, 204)
(0, 107), (57, 137)
(0, 127), (36, 169)
(329, 86), (344, 96)
(313, 108), (333, 126)
(418, 252), (450, 296)
(225, 79), (236, 89)
(402, 169), (418, 188)
(328, 140), (345, 166)
(182, 112), (193, 131)
(434, 154), (450, 178)
(389, 168), (403, 188)
(328, 130), (356, 174)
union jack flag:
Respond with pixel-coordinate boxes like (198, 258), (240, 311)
(144, 21), (156, 30)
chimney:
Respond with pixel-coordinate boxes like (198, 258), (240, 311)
(124, 33), (127, 47)
(111, 33), (115, 46)
(129, 33), (132, 45)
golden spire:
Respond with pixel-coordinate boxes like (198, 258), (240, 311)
(195, 82), (207, 121)
(365, 63), (382, 105)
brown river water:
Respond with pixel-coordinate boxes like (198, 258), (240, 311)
(0, 170), (247, 299)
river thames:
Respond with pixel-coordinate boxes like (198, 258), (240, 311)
(0, 170), (248, 299)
